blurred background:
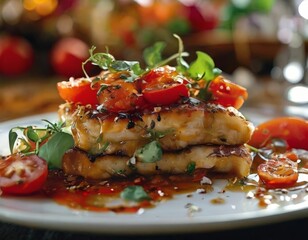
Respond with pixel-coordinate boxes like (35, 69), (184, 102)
(0, 0), (307, 122)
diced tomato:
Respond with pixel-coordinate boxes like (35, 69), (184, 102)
(0, 154), (48, 195)
(257, 156), (299, 189)
(208, 76), (248, 109)
(97, 80), (146, 112)
(57, 77), (99, 106)
(138, 66), (190, 106)
(248, 117), (308, 150)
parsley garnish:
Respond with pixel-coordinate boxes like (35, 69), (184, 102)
(135, 140), (163, 163)
(186, 162), (196, 175)
(120, 185), (151, 202)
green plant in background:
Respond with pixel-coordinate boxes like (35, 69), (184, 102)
(221, 0), (276, 30)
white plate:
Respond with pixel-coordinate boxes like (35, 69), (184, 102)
(0, 113), (307, 235)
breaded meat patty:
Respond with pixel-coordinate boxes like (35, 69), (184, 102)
(64, 99), (253, 156)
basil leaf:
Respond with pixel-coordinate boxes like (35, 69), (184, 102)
(135, 140), (162, 163)
(120, 186), (151, 202)
(188, 51), (216, 81)
(143, 41), (166, 67)
(38, 132), (74, 169)
(8, 129), (18, 154)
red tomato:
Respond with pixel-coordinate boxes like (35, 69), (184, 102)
(185, 3), (219, 32)
(257, 157), (298, 189)
(248, 117), (308, 150)
(208, 76), (248, 109)
(138, 66), (189, 106)
(57, 77), (99, 106)
(98, 80), (146, 112)
(0, 35), (34, 76)
(0, 154), (48, 195)
(51, 37), (92, 78)
(143, 84), (189, 106)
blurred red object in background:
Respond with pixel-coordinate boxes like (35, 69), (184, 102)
(50, 37), (92, 78)
(184, 2), (219, 32)
(0, 35), (34, 76)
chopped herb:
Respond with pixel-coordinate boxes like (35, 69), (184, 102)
(135, 140), (162, 163)
(94, 134), (110, 153)
(97, 84), (109, 96)
(186, 162), (196, 175)
(120, 185), (151, 202)
(114, 169), (127, 177)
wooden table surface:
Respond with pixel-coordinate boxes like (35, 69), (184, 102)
(0, 76), (307, 239)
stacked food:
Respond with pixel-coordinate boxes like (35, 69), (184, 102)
(56, 39), (254, 180)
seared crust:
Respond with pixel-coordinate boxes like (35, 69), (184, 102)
(64, 99), (254, 156)
(62, 145), (252, 179)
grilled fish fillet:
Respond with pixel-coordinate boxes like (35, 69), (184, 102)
(62, 145), (252, 179)
(64, 99), (254, 156)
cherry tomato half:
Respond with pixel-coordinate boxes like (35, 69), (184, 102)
(138, 66), (189, 106)
(248, 117), (308, 150)
(143, 84), (189, 106)
(0, 154), (48, 195)
(57, 77), (99, 106)
(257, 157), (298, 189)
(208, 76), (248, 109)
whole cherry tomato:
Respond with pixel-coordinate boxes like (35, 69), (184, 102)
(0, 35), (34, 76)
(51, 37), (92, 78)
(0, 154), (48, 195)
(184, 3), (219, 32)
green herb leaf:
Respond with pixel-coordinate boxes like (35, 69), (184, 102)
(8, 129), (18, 154)
(120, 185), (151, 202)
(89, 46), (115, 69)
(135, 140), (162, 163)
(143, 41), (166, 67)
(130, 62), (145, 76)
(26, 127), (40, 142)
(186, 162), (196, 175)
(188, 51), (216, 81)
(110, 60), (139, 72)
(38, 132), (74, 169)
